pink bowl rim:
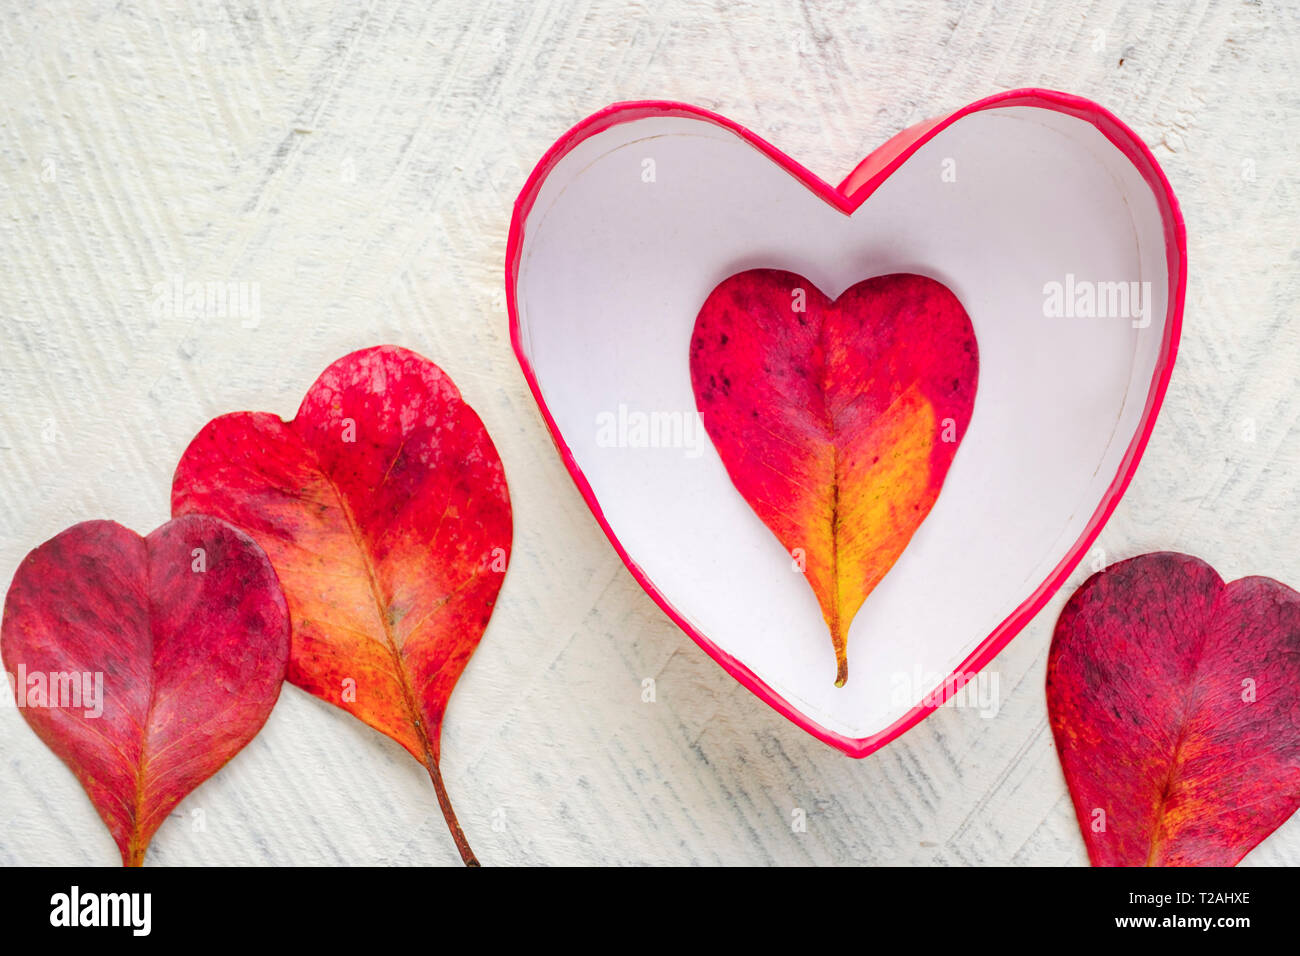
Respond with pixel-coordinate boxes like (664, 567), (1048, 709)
(505, 88), (1188, 758)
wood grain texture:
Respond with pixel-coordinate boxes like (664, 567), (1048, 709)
(1, 0), (1297, 866)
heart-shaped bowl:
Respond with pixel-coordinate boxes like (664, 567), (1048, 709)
(507, 89), (1186, 757)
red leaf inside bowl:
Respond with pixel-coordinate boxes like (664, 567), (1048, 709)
(690, 269), (978, 686)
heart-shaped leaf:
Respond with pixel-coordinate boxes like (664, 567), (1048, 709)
(690, 269), (978, 686)
(171, 345), (512, 866)
(1048, 551), (1300, 866)
(1, 515), (290, 865)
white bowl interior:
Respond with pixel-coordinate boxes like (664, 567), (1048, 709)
(514, 106), (1171, 741)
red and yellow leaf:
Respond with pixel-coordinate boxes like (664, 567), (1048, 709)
(1, 515), (290, 865)
(1048, 551), (1300, 866)
(690, 270), (978, 685)
(170, 345), (511, 866)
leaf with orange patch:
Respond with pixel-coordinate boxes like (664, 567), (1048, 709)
(171, 346), (512, 866)
(1048, 551), (1300, 866)
(690, 270), (978, 685)
(1, 515), (290, 865)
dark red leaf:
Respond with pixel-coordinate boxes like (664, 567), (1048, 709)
(1048, 551), (1300, 866)
(1, 515), (290, 865)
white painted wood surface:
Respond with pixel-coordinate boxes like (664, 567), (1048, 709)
(1, 0), (1296, 866)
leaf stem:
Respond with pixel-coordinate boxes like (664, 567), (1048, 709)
(424, 755), (479, 867)
(124, 837), (146, 867)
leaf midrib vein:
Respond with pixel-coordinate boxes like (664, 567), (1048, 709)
(1143, 585), (1221, 865)
(311, 454), (438, 769)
